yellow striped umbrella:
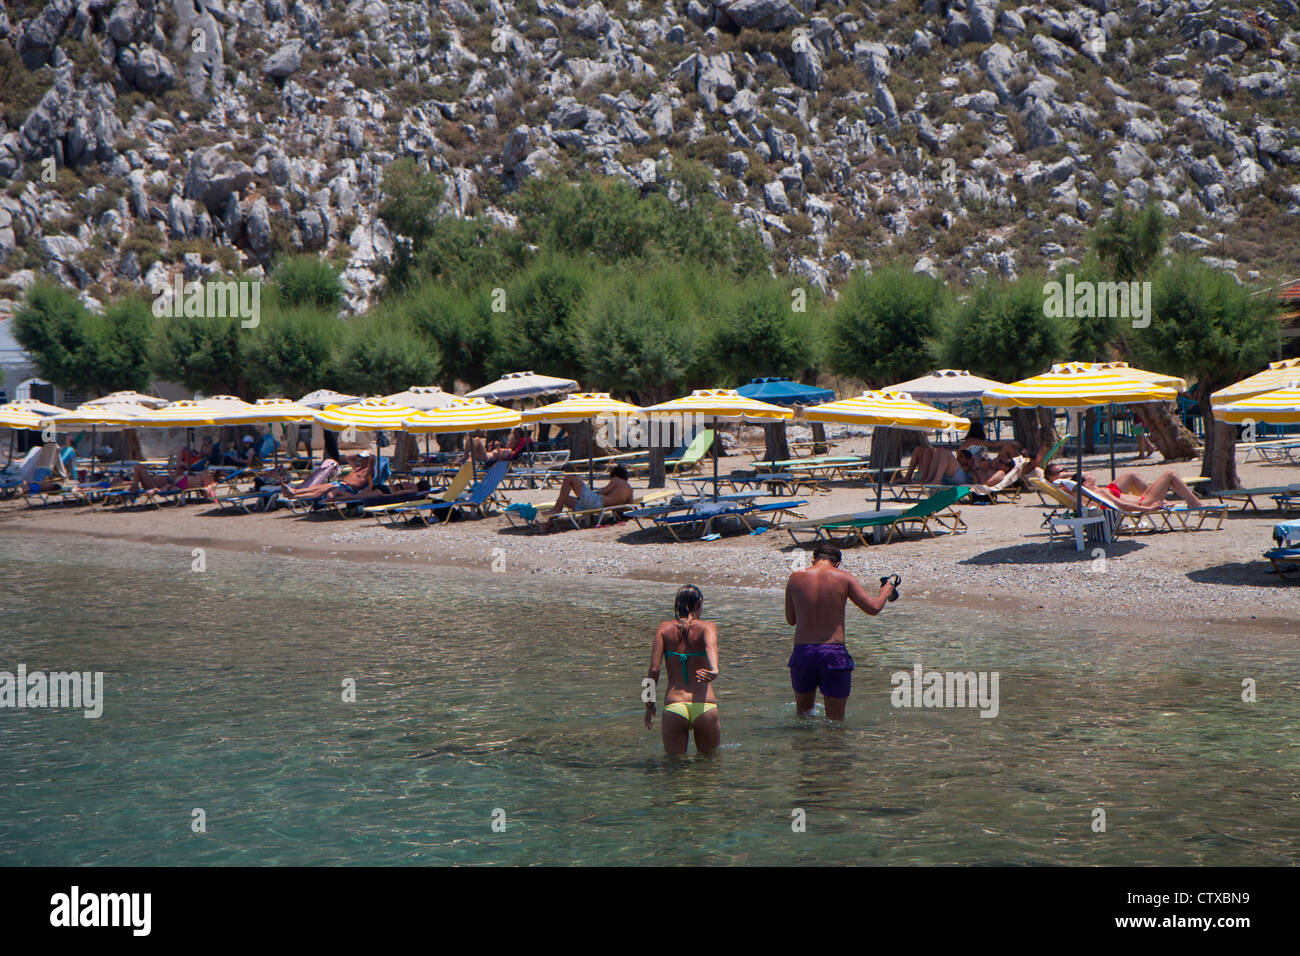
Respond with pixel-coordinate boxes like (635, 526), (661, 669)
(402, 398), (522, 434)
(806, 390), (971, 505)
(1213, 383), (1300, 425)
(805, 390), (971, 430)
(984, 362), (1176, 510)
(47, 404), (139, 427)
(1079, 361), (1188, 391)
(983, 363), (1176, 408)
(0, 403), (45, 429)
(47, 404), (139, 471)
(1210, 358), (1300, 404)
(3, 399), (66, 416)
(315, 397), (420, 432)
(213, 398), (316, 425)
(1076, 362), (1188, 476)
(129, 400), (218, 427)
(643, 390), (792, 499)
(521, 393), (644, 483)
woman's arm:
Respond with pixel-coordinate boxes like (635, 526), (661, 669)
(645, 626), (664, 729)
(695, 623), (719, 683)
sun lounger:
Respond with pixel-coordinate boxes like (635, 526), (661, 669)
(652, 498), (808, 540)
(506, 489), (679, 532)
(811, 485), (970, 547)
(365, 460), (475, 525)
(1059, 479), (1225, 534)
(375, 461), (510, 526)
(1242, 439), (1300, 464)
(1206, 485), (1294, 513)
(784, 510), (905, 545)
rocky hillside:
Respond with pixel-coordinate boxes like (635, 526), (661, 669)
(1, 0), (1298, 314)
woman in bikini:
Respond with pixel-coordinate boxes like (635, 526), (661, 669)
(644, 585), (720, 755)
(1075, 470), (1206, 511)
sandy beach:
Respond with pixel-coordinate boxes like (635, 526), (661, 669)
(4, 438), (1296, 640)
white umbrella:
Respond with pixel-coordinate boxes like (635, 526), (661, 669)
(467, 371), (578, 403)
(299, 389), (362, 409)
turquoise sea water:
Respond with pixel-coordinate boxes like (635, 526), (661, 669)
(0, 532), (1296, 866)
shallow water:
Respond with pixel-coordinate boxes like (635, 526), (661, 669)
(0, 532), (1296, 865)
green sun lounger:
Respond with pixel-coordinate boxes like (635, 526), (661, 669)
(812, 485), (971, 546)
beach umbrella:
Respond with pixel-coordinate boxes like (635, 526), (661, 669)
(211, 398), (317, 468)
(84, 391), (169, 409)
(643, 389), (791, 499)
(382, 386), (463, 410)
(316, 396), (421, 463)
(466, 370), (578, 404)
(403, 398), (522, 433)
(1078, 362), (1189, 477)
(983, 363), (1176, 515)
(130, 401), (219, 465)
(2, 398), (66, 417)
(1213, 382), (1300, 425)
(0, 403), (45, 464)
(806, 390), (972, 506)
(522, 393), (643, 484)
(403, 399), (522, 479)
(384, 386), (467, 463)
(737, 378), (835, 461)
(47, 403), (138, 473)
(298, 389), (362, 409)
(885, 369), (1008, 403)
(1210, 358), (1300, 405)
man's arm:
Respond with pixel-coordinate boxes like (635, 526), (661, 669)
(846, 572), (892, 616)
(785, 577), (797, 626)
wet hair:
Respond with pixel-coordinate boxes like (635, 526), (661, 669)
(609, 465), (629, 480)
(673, 585), (703, 640)
(812, 542), (842, 564)
(966, 421), (987, 440)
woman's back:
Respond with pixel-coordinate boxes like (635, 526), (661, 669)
(659, 619), (716, 702)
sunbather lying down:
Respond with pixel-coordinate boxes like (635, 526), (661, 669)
(280, 454), (372, 501)
(539, 465), (634, 530)
(127, 462), (217, 498)
(1072, 470), (1206, 511)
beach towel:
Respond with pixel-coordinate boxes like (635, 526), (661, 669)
(968, 456), (1027, 496)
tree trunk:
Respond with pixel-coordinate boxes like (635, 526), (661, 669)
(1133, 401), (1199, 461)
(869, 427), (905, 471)
(570, 420), (592, 463)
(1200, 404), (1239, 490)
(391, 431), (419, 471)
(810, 421), (828, 456)
(1083, 407), (1097, 453)
(763, 421), (791, 462)
(1010, 407), (1058, 452)
(648, 446), (666, 488)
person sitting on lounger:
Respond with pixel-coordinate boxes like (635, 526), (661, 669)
(644, 584), (720, 755)
(460, 429), (488, 464)
(279, 453), (374, 501)
(1072, 470), (1207, 512)
(127, 462), (217, 499)
(898, 446), (970, 485)
(541, 465), (633, 527)
(485, 427), (533, 464)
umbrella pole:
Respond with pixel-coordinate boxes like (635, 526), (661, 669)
(1107, 402), (1116, 481)
(1075, 409), (1084, 518)
(588, 418), (594, 487)
(713, 416), (719, 501)
(91, 425), (96, 477)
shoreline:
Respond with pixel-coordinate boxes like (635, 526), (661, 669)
(4, 495), (1294, 640)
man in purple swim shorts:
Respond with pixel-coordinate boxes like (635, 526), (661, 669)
(784, 542), (898, 720)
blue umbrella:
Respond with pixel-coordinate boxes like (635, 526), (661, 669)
(737, 378), (835, 406)
(738, 378), (834, 462)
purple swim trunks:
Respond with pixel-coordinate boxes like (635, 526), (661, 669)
(788, 643), (855, 698)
